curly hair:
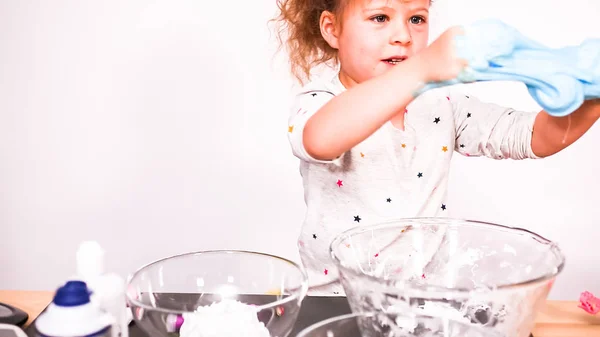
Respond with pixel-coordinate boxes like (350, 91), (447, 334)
(271, 0), (349, 85)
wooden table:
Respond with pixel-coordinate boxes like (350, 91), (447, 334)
(2, 290), (599, 336)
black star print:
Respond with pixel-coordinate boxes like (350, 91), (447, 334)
(311, 93), (317, 97)
(333, 291), (340, 295)
(386, 198), (392, 203)
(417, 172), (423, 178)
(433, 117), (441, 124)
(460, 144), (465, 148)
(354, 215), (361, 222)
(312, 234), (317, 239)
(465, 95), (470, 98)
(441, 204), (446, 211)
(467, 113), (472, 118)
(508, 111), (513, 115)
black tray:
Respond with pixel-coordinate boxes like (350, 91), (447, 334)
(24, 295), (532, 336)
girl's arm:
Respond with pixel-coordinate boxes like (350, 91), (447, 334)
(303, 58), (425, 160)
(531, 100), (600, 157)
(303, 27), (467, 161)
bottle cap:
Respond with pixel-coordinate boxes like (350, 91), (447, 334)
(53, 281), (91, 307)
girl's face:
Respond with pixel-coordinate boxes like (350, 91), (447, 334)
(321, 0), (431, 88)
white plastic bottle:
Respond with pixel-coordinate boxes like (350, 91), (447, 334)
(36, 280), (113, 337)
(74, 241), (130, 337)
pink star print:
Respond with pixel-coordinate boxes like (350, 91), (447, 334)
(324, 269), (329, 275)
(337, 179), (343, 187)
(374, 253), (379, 258)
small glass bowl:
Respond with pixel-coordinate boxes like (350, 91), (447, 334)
(126, 250), (308, 337)
(296, 311), (503, 337)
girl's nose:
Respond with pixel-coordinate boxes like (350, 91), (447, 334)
(390, 22), (412, 45)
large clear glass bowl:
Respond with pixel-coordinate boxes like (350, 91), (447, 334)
(126, 250), (308, 337)
(330, 218), (565, 337)
(296, 311), (502, 337)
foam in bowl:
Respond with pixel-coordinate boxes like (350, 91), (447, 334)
(179, 299), (271, 337)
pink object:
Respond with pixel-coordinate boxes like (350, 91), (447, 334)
(336, 179), (343, 187)
(578, 291), (600, 315)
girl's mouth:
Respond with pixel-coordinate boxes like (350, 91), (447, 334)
(384, 56), (407, 65)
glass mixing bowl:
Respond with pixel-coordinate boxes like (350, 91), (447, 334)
(330, 218), (564, 337)
(296, 311), (502, 337)
(126, 250), (308, 337)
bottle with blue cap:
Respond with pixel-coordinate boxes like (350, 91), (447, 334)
(35, 280), (114, 337)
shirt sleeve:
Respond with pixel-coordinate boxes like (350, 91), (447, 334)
(450, 90), (541, 160)
(287, 86), (345, 165)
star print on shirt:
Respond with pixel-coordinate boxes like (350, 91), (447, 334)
(354, 215), (361, 222)
(288, 125), (294, 133)
(442, 146), (448, 152)
(311, 93), (317, 97)
(467, 113), (472, 118)
(387, 198), (392, 203)
(313, 234), (317, 239)
(434, 117), (441, 124)
(460, 144), (465, 148)
(417, 172), (423, 178)
(337, 179), (343, 187)
(360, 152), (365, 157)
(441, 204), (447, 211)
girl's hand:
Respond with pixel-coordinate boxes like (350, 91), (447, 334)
(416, 26), (469, 83)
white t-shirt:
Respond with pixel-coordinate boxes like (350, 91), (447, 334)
(287, 73), (540, 295)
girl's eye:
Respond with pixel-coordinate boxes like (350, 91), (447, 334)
(371, 15), (388, 23)
(410, 16), (426, 24)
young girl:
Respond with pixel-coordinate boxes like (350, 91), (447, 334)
(273, 0), (600, 295)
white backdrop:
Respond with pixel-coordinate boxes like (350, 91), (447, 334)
(1, 0), (599, 300)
